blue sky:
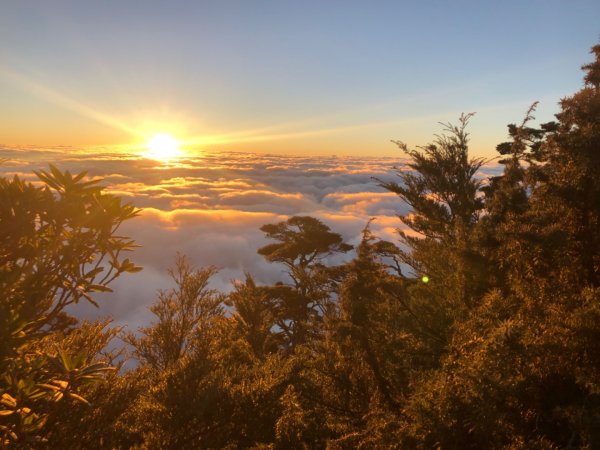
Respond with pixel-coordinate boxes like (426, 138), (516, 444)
(1, 0), (599, 156)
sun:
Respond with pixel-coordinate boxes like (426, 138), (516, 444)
(145, 133), (181, 161)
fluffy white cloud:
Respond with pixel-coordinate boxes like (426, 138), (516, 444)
(0, 146), (499, 329)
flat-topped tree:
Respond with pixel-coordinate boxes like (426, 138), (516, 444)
(258, 216), (352, 349)
(258, 216), (352, 299)
(259, 216), (352, 277)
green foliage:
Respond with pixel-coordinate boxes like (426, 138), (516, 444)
(381, 113), (484, 244)
(125, 254), (221, 370)
(0, 167), (140, 447)
(394, 43), (600, 449)
(122, 259), (295, 448)
(227, 274), (281, 358)
(380, 114), (488, 321)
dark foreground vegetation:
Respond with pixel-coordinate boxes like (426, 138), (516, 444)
(2, 45), (600, 449)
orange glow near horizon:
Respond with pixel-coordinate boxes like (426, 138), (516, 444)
(0, 66), (508, 159)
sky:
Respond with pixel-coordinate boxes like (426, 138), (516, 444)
(1, 0), (599, 157)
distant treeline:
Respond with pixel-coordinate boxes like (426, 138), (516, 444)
(1, 44), (599, 449)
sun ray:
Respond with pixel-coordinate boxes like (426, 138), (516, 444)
(0, 67), (141, 138)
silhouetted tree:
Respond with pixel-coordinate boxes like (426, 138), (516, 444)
(258, 216), (352, 350)
(125, 254), (221, 371)
(0, 166), (140, 447)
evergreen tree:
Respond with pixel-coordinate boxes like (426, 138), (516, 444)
(379, 114), (487, 359)
(258, 216), (352, 350)
(226, 274), (281, 358)
(306, 226), (409, 447)
(125, 254), (221, 371)
(400, 43), (600, 449)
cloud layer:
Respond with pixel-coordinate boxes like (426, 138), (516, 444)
(0, 147), (501, 329)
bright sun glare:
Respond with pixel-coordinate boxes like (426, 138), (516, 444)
(145, 133), (181, 161)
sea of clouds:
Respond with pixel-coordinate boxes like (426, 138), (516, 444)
(0, 147), (501, 330)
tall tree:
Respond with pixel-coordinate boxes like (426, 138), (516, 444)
(379, 114), (487, 356)
(399, 43), (600, 449)
(125, 254), (221, 371)
(305, 225), (411, 447)
(258, 216), (352, 350)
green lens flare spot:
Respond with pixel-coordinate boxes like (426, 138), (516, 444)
(421, 276), (429, 283)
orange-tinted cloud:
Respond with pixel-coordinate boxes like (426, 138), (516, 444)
(0, 146), (499, 327)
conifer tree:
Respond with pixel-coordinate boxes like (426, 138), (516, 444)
(312, 226), (408, 446)
(226, 274), (281, 358)
(258, 216), (352, 350)
(379, 114), (487, 358)
(124, 254), (221, 371)
(400, 43), (600, 449)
